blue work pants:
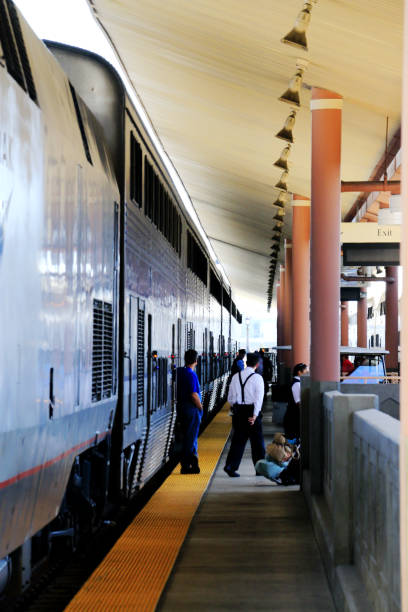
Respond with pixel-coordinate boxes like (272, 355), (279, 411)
(179, 403), (202, 467)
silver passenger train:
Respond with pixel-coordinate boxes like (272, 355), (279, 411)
(0, 1), (242, 595)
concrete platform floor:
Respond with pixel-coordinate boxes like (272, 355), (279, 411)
(158, 404), (335, 611)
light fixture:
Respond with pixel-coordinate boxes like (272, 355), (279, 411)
(274, 144), (291, 170)
(281, 2), (316, 52)
(275, 170), (289, 192)
(273, 209), (285, 221)
(272, 191), (287, 209)
(276, 110), (296, 143)
(278, 59), (308, 107)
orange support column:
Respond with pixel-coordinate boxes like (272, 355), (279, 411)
(385, 266), (399, 371)
(309, 88), (342, 494)
(401, 0), (408, 602)
(291, 196), (310, 366)
(341, 302), (349, 347)
(276, 282), (281, 366)
(357, 296), (367, 348)
(278, 267), (286, 381)
(280, 267), (286, 345)
(284, 241), (293, 367)
(310, 88), (342, 383)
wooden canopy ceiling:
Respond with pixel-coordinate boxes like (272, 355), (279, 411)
(88, 0), (402, 309)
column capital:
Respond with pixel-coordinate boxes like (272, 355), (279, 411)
(311, 88), (343, 111)
(311, 87), (343, 100)
(292, 194), (311, 207)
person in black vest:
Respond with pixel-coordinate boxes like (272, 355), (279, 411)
(224, 352), (265, 477)
(230, 349), (246, 376)
(283, 363), (308, 440)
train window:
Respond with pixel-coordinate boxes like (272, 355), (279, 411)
(223, 287), (231, 312)
(153, 173), (159, 227)
(163, 186), (167, 236)
(163, 193), (169, 241)
(92, 300), (114, 402)
(144, 158), (152, 219)
(157, 181), (162, 230)
(0, 0), (37, 103)
(148, 163), (154, 220)
(69, 83), (93, 165)
(130, 132), (142, 206)
(170, 204), (176, 251)
(144, 159), (149, 216)
(141, 155), (182, 255)
(159, 182), (164, 234)
(187, 231), (207, 285)
(210, 269), (222, 304)
(178, 217), (182, 256)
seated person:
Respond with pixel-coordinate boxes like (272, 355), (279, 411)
(255, 433), (292, 481)
(341, 355), (354, 376)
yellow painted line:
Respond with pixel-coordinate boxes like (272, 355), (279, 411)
(64, 405), (231, 612)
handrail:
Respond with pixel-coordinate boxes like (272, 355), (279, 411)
(340, 375), (400, 384)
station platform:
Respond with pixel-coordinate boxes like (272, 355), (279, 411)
(64, 401), (335, 611)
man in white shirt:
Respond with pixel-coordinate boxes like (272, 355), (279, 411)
(224, 353), (265, 477)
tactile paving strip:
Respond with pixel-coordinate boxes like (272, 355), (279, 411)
(64, 406), (231, 611)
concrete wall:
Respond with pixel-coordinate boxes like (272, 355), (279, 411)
(303, 391), (400, 611)
(353, 410), (400, 611)
(341, 383), (399, 419)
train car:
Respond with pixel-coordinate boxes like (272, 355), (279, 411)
(0, 0), (119, 592)
(46, 40), (242, 490)
(0, 1), (241, 596)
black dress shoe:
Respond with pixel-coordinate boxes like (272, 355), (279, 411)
(180, 466), (192, 474)
(224, 466), (240, 478)
(181, 465), (200, 474)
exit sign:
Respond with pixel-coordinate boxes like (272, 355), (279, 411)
(340, 223), (400, 243)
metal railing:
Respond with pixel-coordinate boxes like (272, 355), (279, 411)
(340, 375), (400, 384)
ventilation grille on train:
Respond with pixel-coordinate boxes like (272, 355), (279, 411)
(92, 299), (114, 402)
(186, 323), (194, 351)
(136, 304), (145, 411)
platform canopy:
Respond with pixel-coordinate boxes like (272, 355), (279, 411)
(87, 0), (402, 306)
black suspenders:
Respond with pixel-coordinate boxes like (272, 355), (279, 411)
(238, 371), (256, 404)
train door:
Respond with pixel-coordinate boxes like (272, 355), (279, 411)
(147, 314), (158, 414)
(126, 296), (145, 424)
(177, 318), (182, 366)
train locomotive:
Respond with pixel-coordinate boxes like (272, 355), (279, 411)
(0, 0), (242, 595)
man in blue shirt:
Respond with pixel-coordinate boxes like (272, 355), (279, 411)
(176, 349), (203, 474)
(231, 349), (246, 376)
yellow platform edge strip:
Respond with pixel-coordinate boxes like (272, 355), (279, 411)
(64, 406), (231, 612)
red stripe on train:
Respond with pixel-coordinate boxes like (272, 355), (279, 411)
(0, 431), (108, 490)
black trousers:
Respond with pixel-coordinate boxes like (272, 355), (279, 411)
(225, 413), (265, 472)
